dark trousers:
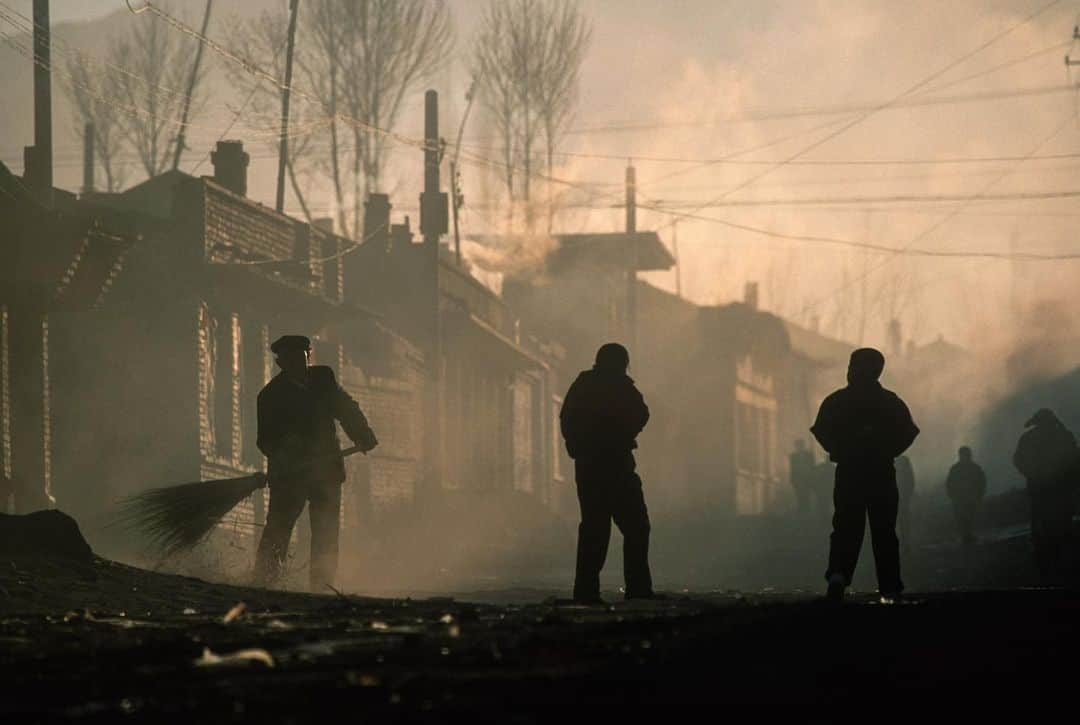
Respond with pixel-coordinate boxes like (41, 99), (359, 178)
(573, 457), (653, 601)
(826, 463), (903, 594)
(254, 478), (342, 592)
(951, 499), (978, 543)
(1030, 484), (1074, 579)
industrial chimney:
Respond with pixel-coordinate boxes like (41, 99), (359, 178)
(211, 140), (249, 197)
(744, 281), (759, 311)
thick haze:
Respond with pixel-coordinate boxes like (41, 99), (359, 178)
(3, 0), (1080, 353)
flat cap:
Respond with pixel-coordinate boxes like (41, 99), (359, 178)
(270, 335), (311, 354)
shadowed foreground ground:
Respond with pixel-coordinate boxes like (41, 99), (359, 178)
(1, 552), (1078, 720)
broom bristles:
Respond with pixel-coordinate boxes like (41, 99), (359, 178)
(116, 474), (264, 555)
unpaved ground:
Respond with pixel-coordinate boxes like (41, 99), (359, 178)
(2, 553), (1078, 721)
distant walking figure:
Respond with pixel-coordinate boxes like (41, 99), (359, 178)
(945, 446), (986, 545)
(1013, 409), (1078, 581)
(560, 343), (654, 603)
(810, 348), (919, 602)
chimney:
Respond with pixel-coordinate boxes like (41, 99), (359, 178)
(744, 281), (759, 310)
(211, 140), (249, 196)
(364, 193), (392, 251)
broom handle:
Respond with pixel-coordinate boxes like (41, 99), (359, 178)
(262, 444), (368, 485)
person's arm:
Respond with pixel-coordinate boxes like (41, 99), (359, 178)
(559, 378), (585, 458)
(890, 397), (920, 458)
(975, 466), (987, 498)
(630, 386), (650, 436)
(256, 390), (278, 459)
(810, 396), (839, 458)
(326, 369), (378, 452)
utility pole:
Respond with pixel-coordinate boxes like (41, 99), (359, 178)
(419, 89), (447, 499)
(276, 0), (300, 214)
(32, 0), (52, 206)
(625, 162), (637, 351)
(82, 122), (94, 194)
(451, 76), (479, 265)
(172, 0), (213, 171)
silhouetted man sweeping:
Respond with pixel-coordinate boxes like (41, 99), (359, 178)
(561, 343), (655, 604)
(811, 348), (919, 603)
(253, 335), (377, 591)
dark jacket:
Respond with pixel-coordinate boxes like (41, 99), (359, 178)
(1013, 420), (1078, 492)
(810, 381), (919, 467)
(946, 461), (987, 501)
(560, 369), (649, 461)
(256, 365), (375, 483)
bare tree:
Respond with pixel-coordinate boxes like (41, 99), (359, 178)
(338, 0), (453, 236)
(108, 6), (206, 179)
(62, 52), (128, 192)
(472, 0), (591, 231)
(224, 7), (320, 221)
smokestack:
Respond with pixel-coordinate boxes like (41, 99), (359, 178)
(32, 0), (52, 206)
(420, 90), (447, 246)
(211, 140), (249, 196)
(744, 281), (759, 310)
(625, 164), (637, 234)
(82, 123), (94, 194)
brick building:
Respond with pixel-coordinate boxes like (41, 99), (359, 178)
(0, 161), (135, 514)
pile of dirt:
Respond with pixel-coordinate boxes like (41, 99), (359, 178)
(0, 509), (94, 562)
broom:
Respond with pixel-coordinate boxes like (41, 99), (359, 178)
(117, 445), (366, 555)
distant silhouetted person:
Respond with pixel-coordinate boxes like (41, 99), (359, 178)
(811, 348), (919, 603)
(945, 446), (986, 545)
(1013, 409), (1078, 581)
(789, 439), (816, 515)
(253, 335), (378, 592)
(895, 455), (916, 551)
(560, 343), (654, 603)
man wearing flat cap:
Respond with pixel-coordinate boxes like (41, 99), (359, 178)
(811, 347), (919, 603)
(253, 335), (378, 591)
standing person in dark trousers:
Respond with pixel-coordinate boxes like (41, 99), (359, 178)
(560, 343), (655, 604)
(895, 455), (916, 551)
(945, 446), (987, 545)
(1013, 409), (1078, 582)
(253, 335), (378, 592)
(811, 348), (919, 603)
(789, 439), (816, 515)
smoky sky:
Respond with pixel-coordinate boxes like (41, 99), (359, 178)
(3, 0), (1079, 353)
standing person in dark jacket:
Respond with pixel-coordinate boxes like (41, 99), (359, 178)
(253, 335), (378, 592)
(789, 439), (816, 515)
(560, 343), (655, 604)
(811, 348), (919, 603)
(1013, 409), (1078, 581)
(945, 446), (987, 545)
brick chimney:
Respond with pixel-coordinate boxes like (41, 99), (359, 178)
(744, 281), (759, 311)
(211, 140), (249, 196)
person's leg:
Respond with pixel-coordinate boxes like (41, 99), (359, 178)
(308, 482), (343, 593)
(867, 471), (903, 596)
(611, 471), (653, 598)
(826, 465), (866, 588)
(573, 460), (613, 602)
(254, 483), (307, 586)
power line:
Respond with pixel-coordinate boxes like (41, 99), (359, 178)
(639, 188), (1080, 209)
(655, 0), (1068, 233)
